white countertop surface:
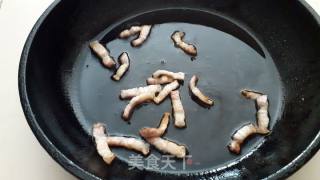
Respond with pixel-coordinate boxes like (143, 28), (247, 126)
(0, 0), (319, 179)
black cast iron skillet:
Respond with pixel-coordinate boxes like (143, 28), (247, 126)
(19, 0), (320, 179)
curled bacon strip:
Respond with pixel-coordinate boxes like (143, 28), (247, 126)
(139, 112), (170, 138)
(145, 137), (187, 158)
(256, 95), (270, 134)
(139, 112), (187, 158)
(119, 26), (142, 39)
(152, 70), (185, 81)
(122, 92), (155, 120)
(154, 80), (180, 104)
(229, 90), (271, 154)
(241, 89), (270, 134)
(241, 89), (263, 100)
(189, 75), (214, 106)
(119, 25), (152, 47)
(146, 76), (174, 85)
(120, 85), (161, 100)
(171, 31), (197, 56)
(112, 52), (130, 81)
(92, 123), (115, 164)
(107, 136), (150, 156)
(170, 90), (186, 128)
(131, 25), (152, 47)
(89, 41), (116, 68)
(228, 123), (258, 154)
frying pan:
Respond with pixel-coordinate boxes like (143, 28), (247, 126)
(19, 0), (320, 179)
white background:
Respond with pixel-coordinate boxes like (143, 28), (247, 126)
(0, 0), (319, 179)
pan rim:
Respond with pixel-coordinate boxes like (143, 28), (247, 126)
(18, 1), (100, 179)
(18, 0), (320, 179)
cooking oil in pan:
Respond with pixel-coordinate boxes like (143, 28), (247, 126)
(72, 9), (284, 173)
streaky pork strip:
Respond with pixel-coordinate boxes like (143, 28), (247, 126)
(89, 41), (116, 68)
(170, 90), (186, 128)
(154, 80), (180, 104)
(131, 25), (152, 47)
(241, 89), (271, 134)
(152, 70), (185, 81)
(92, 123), (115, 164)
(107, 136), (150, 155)
(123, 92), (156, 120)
(171, 31), (197, 56)
(241, 89), (263, 100)
(112, 52), (130, 81)
(145, 137), (187, 158)
(146, 76), (174, 85)
(120, 85), (161, 99)
(139, 112), (170, 138)
(189, 75), (214, 106)
(256, 95), (270, 134)
(119, 26), (142, 39)
(228, 123), (258, 154)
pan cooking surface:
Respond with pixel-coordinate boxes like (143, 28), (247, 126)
(63, 9), (284, 172)
(20, 0), (320, 178)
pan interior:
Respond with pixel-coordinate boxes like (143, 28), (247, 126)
(63, 9), (284, 173)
